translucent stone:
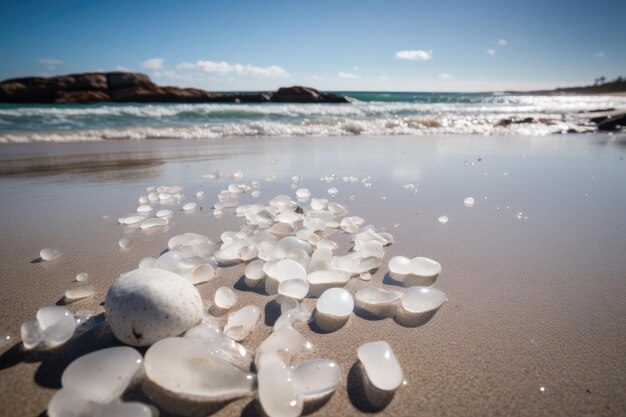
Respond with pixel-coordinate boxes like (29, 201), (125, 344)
(223, 305), (262, 341)
(307, 270), (351, 297)
(256, 326), (312, 364)
(105, 268), (203, 346)
(464, 197), (475, 208)
(308, 247), (333, 272)
(156, 209), (173, 218)
(168, 232), (212, 250)
(118, 237), (132, 250)
(244, 260), (266, 287)
(438, 215), (449, 224)
(61, 346), (143, 403)
(184, 323), (253, 370)
(214, 287), (237, 310)
(408, 257), (441, 281)
(327, 187), (338, 197)
(137, 205), (153, 213)
(328, 202), (347, 216)
(181, 263), (215, 285)
(20, 319), (43, 349)
(139, 195), (149, 204)
(48, 388), (101, 417)
(308, 198), (326, 211)
(400, 286), (446, 314)
(278, 279), (309, 300)
(65, 286), (95, 301)
(182, 202), (197, 211)
(75, 272), (89, 282)
(251, 190), (261, 198)
(196, 191), (205, 200)
(138, 257), (157, 269)
(93, 402), (155, 417)
(118, 214), (145, 225)
(258, 353), (303, 417)
(355, 288), (402, 318)
(274, 300), (311, 330)
(270, 222), (295, 236)
(144, 337), (256, 401)
(293, 359), (342, 399)
(388, 256), (412, 276)
(295, 188), (311, 198)
(359, 272), (371, 281)
(40, 247), (61, 261)
(140, 217), (168, 229)
(316, 288), (354, 318)
(358, 341), (403, 391)
(37, 306), (77, 348)
(274, 237), (313, 259)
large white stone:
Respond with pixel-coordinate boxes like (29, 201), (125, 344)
(104, 268), (203, 346)
(144, 337), (255, 402)
(61, 347), (143, 403)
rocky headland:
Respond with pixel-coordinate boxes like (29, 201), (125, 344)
(0, 72), (352, 104)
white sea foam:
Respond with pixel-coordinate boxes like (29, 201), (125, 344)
(1, 94), (622, 143)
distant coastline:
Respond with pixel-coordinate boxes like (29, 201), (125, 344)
(506, 77), (626, 96)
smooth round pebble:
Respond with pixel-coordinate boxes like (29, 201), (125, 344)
(104, 268), (203, 346)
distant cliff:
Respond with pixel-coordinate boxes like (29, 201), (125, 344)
(0, 72), (352, 104)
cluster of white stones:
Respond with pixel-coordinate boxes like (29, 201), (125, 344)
(20, 306), (77, 350)
(17, 176), (451, 417)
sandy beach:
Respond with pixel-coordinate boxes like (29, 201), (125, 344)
(0, 134), (625, 416)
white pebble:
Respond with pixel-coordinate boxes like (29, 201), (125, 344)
(357, 341), (403, 391)
(65, 286), (95, 301)
(140, 217), (168, 229)
(223, 305), (262, 341)
(37, 306), (77, 348)
(104, 268), (203, 346)
(75, 272), (89, 282)
(464, 197), (475, 208)
(438, 215), (449, 224)
(40, 247), (61, 261)
(182, 202), (197, 211)
(118, 237), (132, 250)
(314, 288), (353, 331)
(214, 287), (237, 310)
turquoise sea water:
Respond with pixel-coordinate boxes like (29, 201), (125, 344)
(1, 92), (625, 143)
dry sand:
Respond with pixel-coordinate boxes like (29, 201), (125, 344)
(0, 134), (625, 417)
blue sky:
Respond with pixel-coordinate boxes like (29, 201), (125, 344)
(0, 0), (624, 92)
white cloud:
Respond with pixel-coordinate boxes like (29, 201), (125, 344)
(438, 73), (453, 79)
(176, 60), (289, 78)
(141, 58), (164, 70)
(115, 65), (130, 71)
(596, 52), (605, 58)
(338, 72), (359, 79)
(487, 49), (496, 56)
(39, 58), (63, 67)
(497, 39), (507, 46)
(395, 49), (433, 61)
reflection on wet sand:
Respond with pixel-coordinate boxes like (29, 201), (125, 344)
(0, 140), (252, 181)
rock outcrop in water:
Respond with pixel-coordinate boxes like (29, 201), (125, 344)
(0, 72), (352, 104)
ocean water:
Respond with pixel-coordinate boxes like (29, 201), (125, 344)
(1, 92), (625, 143)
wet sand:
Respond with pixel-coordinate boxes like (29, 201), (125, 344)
(0, 134), (625, 417)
